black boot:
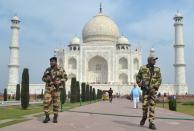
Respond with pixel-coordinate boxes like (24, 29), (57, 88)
(140, 117), (147, 126)
(53, 114), (58, 123)
(149, 123), (156, 130)
(43, 113), (50, 123)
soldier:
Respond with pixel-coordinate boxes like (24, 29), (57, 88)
(42, 57), (67, 123)
(136, 56), (162, 130)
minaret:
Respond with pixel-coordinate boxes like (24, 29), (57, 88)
(173, 11), (188, 95)
(7, 15), (20, 94)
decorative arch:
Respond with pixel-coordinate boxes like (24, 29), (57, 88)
(67, 73), (76, 84)
(133, 58), (139, 70)
(119, 57), (128, 69)
(88, 55), (108, 84)
(59, 58), (64, 67)
(68, 57), (77, 69)
(119, 73), (128, 84)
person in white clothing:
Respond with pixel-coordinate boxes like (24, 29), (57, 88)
(130, 84), (141, 109)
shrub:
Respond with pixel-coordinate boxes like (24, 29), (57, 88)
(81, 83), (86, 102)
(16, 84), (20, 100)
(168, 95), (177, 111)
(3, 88), (7, 101)
(70, 77), (76, 103)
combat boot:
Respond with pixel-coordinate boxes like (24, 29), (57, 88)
(149, 123), (156, 130)
(43, 113), (50, 123)
(140, 117), (147, 126)
(53, 114), (58, 123)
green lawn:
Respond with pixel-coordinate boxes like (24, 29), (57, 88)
(0, 119), (29, 128)
(156, 102), (194, 116)
(0, 100), (99, 128)
(0, 104), (43, 120)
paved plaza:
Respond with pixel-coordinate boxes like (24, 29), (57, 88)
(1, 99), (194, 131)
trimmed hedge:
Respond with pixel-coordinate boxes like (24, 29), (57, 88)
(16, 84), (20, 100)
(21, 68), (29, 109)
(168, 95), (177, 111)
(81, 83), (86, 102)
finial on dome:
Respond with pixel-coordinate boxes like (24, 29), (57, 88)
(12, 15), (20, 21)
(149, 47), (157, 58)
(99, 3), (102, 13)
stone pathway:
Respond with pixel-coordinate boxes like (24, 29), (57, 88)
(1, 99), (194, 131)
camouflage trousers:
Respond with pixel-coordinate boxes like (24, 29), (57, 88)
(142, 90), (156, 124)
(43, 86), (60, 115)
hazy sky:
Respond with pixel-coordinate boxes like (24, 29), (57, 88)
(0, 0), (194, 93)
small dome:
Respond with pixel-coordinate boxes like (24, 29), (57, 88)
(82, 13), (120, 43)
(12, 15), (20, 21)
(175, 11), (183, 17)
(150, 48), (155, 52)
(149, 48), (157, 58)
(118, 36), (129, 44)
(70, 36), (81, 45)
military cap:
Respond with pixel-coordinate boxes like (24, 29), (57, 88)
(50, 56), (57, 61)
(148, 56), (158, 61)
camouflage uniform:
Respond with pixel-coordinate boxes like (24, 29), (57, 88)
(42, 66), (67, 115)
(136, 64), (162, 124)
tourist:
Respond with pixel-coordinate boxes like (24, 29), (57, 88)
(130, 83), (141, 109)
(108, 88), (113, 103)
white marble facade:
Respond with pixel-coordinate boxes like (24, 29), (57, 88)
(7, 10), (188, 96)
(54, 11), (142, 95)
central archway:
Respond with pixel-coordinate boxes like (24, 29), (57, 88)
(119, 57), (128, 69)
(88, 56), (108, 84)
(68, 57), (77, 69)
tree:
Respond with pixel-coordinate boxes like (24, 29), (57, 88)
(60, 87), (66, 111)
(16, 84), (20, 100)
(99, 90), (103, 99)
(21, 68), (29, 109)
(97, 89), (100, 99)
(97, 89), (103, 100)
(60, 87), (66, 104)
(81, 83), (86, 102)
(41, 89), (44, 100)
(3, 88), (7, 101)
(89, 86), (92, 101)
(97, 89), (99, 99)
(168, 95), (177, 111)
(86, 84), (90, 101)
(92, 88), (96, 100)
(70, 77), (76, 103)
(76, 81), (80, 102)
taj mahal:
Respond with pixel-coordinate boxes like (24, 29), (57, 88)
(7, 7), (188, 95)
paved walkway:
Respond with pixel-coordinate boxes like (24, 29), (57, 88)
(1, 99), (194, 131)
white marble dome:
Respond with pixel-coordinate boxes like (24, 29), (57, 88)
(118, 36), (129, 44)
(70, 36), (81, 45)
(82, 13), (120, 43)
